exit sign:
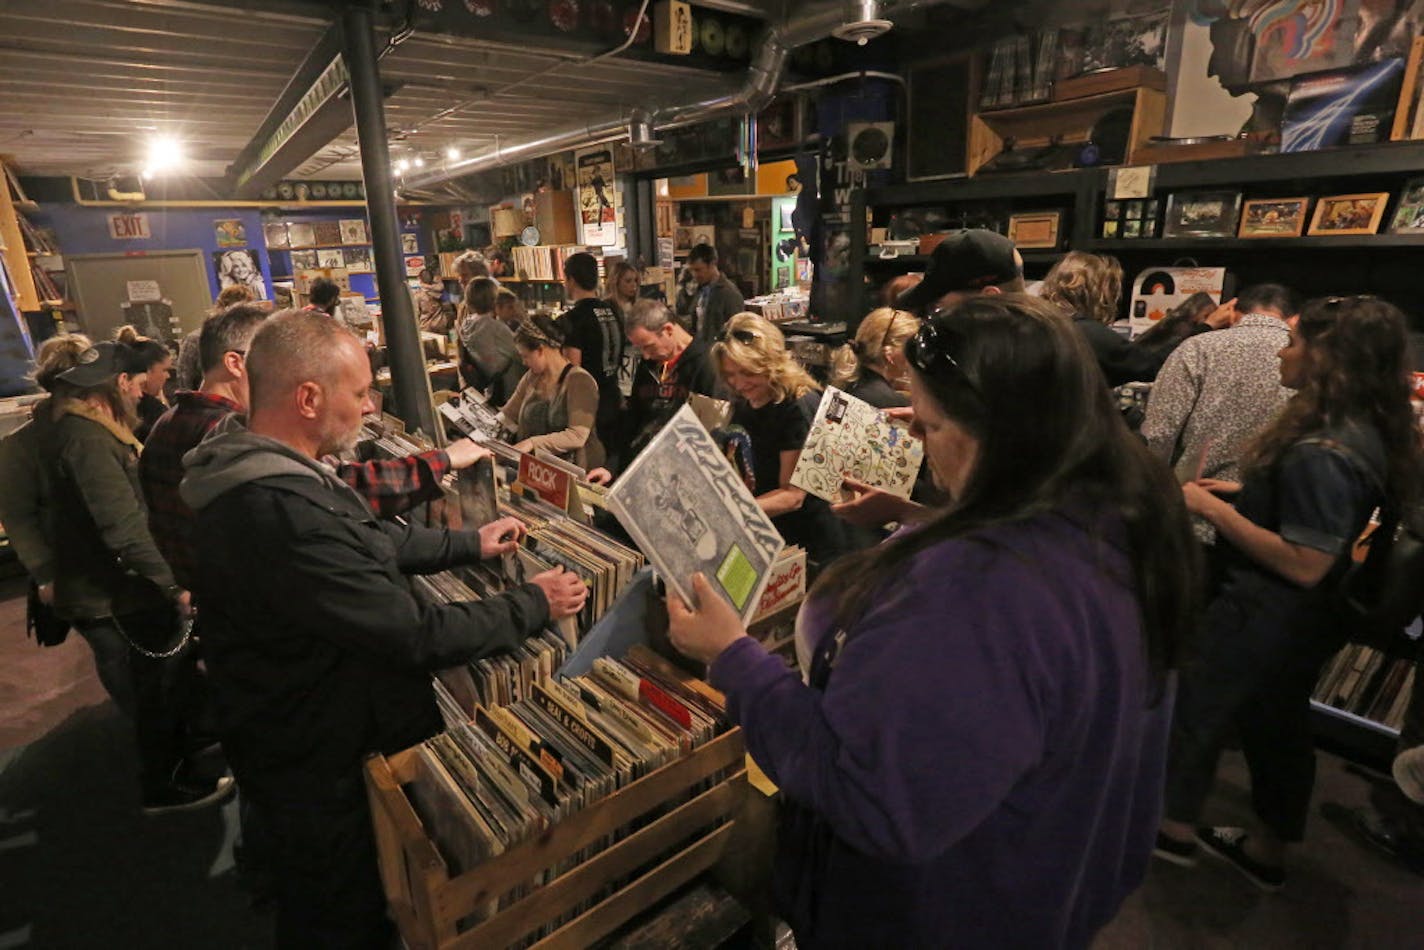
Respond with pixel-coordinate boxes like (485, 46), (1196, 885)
(108, 213), (152, 239)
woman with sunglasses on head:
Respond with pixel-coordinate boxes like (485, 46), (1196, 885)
(1157, 296), (1423, 889)
(828, 307), (915, 409)
(713, 312), (846, 570)
(673, 295), (1199, 948)
(499, 315), (604, 470)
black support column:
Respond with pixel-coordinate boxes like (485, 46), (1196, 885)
(340, 4), (435, 436)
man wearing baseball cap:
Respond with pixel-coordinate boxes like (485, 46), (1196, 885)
(896, 229), (1026, 316)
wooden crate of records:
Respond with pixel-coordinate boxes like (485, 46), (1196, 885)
(364, 650), (748, 950)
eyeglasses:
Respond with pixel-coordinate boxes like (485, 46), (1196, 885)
(906, 322), (979, 395)
(721, 327), (760, 346)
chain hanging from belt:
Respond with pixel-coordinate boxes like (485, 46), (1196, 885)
(112, 613), (194, 659)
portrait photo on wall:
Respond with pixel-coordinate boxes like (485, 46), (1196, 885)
(212, 249), (267, 300)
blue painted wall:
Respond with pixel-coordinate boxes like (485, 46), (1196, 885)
(31, 205), (431, 305)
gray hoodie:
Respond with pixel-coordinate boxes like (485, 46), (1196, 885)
(180, 428), (361, 513)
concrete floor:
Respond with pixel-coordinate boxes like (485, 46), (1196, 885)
(0, 574), (1419, 949)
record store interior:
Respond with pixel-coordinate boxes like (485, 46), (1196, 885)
(3, 0), (1424, 947)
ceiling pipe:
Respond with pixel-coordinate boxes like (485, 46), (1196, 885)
(402, 0), (954, 191)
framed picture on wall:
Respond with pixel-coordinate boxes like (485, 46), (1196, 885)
(401, 232), (419, 254)
(317, 248), (345, 269)
(1006, 211), (1062, 249)
(214, 219), (247, 248)
(343, 246), (374, 272)
(1389, 178), (1424, 232)
(1238, 197), (1310, 237)
(1162, 190), (1242, 238)
(1307, 192), (1389, 235)
(212, 249), (267, 300)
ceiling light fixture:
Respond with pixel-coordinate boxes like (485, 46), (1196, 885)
(396, 158), (411, 172)
(413, 156), (425, 168)
(446, 146), (461, 161)
(144, 134), (185, 176)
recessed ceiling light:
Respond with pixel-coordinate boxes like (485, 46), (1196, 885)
(446, 146), (460, 161)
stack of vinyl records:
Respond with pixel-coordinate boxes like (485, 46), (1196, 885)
(438, 389), (504, 442)
(405, 645), (730, 931)
(1313, 644), (1416, 730)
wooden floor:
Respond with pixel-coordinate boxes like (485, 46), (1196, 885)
(1, 573), (1419, 949)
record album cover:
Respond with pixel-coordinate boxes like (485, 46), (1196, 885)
(790, 386), (924, 503)
(608, 404), (784, 623)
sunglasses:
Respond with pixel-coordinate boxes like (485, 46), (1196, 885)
(878, 310), (914, 353)
(906, 322), (979, 395)
(721, 327), (760, 345)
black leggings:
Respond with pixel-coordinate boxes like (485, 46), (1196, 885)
(1164, 579), (1345, 843)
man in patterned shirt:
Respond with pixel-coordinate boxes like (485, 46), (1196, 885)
(1142, 283), (1298, 551)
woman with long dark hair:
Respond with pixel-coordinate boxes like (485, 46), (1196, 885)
(1157, 296), (1423, 889)
(669, 294), (1199, 948)
(115, 325), (173, 440)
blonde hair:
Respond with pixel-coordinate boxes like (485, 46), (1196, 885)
(33, 333), (93, 391)
(1040, 251), (1123, 326)
(712, 312), (820, 404)
(830, 308), (916, 389)
(606, 261), (640, 301)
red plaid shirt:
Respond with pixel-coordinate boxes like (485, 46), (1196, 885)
(139, 391), (450, 589)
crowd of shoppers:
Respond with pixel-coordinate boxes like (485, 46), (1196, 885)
(5, 221), (1423, 950)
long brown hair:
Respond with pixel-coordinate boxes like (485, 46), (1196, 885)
(1040, 251), (1123, 325)
(813, 294), (1199, 699)
(1243, 296), (1423, 506)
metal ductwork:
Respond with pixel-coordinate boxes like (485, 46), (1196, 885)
(401, 0), (956, 191)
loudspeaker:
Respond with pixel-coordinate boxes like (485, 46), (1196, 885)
(846, 122), (895, 172)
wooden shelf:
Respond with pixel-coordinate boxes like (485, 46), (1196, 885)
(977, 86), (1142, 122)
(1084, 234), (1424, 252)
(970, 86), (1166, 177)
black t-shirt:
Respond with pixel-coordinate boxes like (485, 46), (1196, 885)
(846, 369), (909, 410)
(559, 297), (623, 397)
(628, 339), (721, 455)
(559, 296), (625, 449)
(732, 391), (845, 568)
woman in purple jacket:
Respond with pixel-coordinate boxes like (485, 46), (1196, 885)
(669, 294), (1200, 948)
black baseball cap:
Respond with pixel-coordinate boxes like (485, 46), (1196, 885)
(56, 341), (134, 387)
(897, 230), (1021, 313)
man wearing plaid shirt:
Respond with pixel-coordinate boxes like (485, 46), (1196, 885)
(141, 304), (487, 589)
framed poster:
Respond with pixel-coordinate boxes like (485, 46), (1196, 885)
(214, 219), (246, 248)
(1388, 177), (1424, 233)
(1238, 197), (1310, 237)
(212, 249), (267, 300)
(1249, 0), (1361, 85)
(1006, 211), (1061, 249)
(401, 232), (419, 254)
(1162, 191), (1243, 238)
(575, 146), (617, 246)
(1307, 192), (1389, 235)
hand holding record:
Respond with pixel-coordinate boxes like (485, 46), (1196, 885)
(666, 573), (748, 665)
(531, 566), (588, 620)
(478, 516), (526, 556)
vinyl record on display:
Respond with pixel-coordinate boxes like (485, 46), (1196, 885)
(311, 182), (328, 199)
(699, 17), (725, 56)
(520, 225), (541, 246)
(277, 182), (295, 200)
(260, 186), (278, 200)
(343, 182), (360, 198)
(1140, 270), (1176, 295)
(724, 23), (749, 59)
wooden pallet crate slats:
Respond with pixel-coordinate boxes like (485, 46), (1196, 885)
(532, 821), (737, 950)
(365, 726), (748, 950)
(450, 774), (747, 950)
(439, 727), (746, 911)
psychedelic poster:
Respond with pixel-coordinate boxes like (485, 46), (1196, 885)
(575, 146), (616, 246)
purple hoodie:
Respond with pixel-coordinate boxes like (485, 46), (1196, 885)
(710, 510), (1171, 949)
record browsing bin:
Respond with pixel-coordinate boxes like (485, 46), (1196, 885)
(365, 727), (747, 950)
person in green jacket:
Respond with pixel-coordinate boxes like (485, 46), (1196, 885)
(0, 335), (90, 624)
(41, 339), (233, 814)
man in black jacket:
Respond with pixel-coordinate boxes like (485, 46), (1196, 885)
(181, 310), (586, 949)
